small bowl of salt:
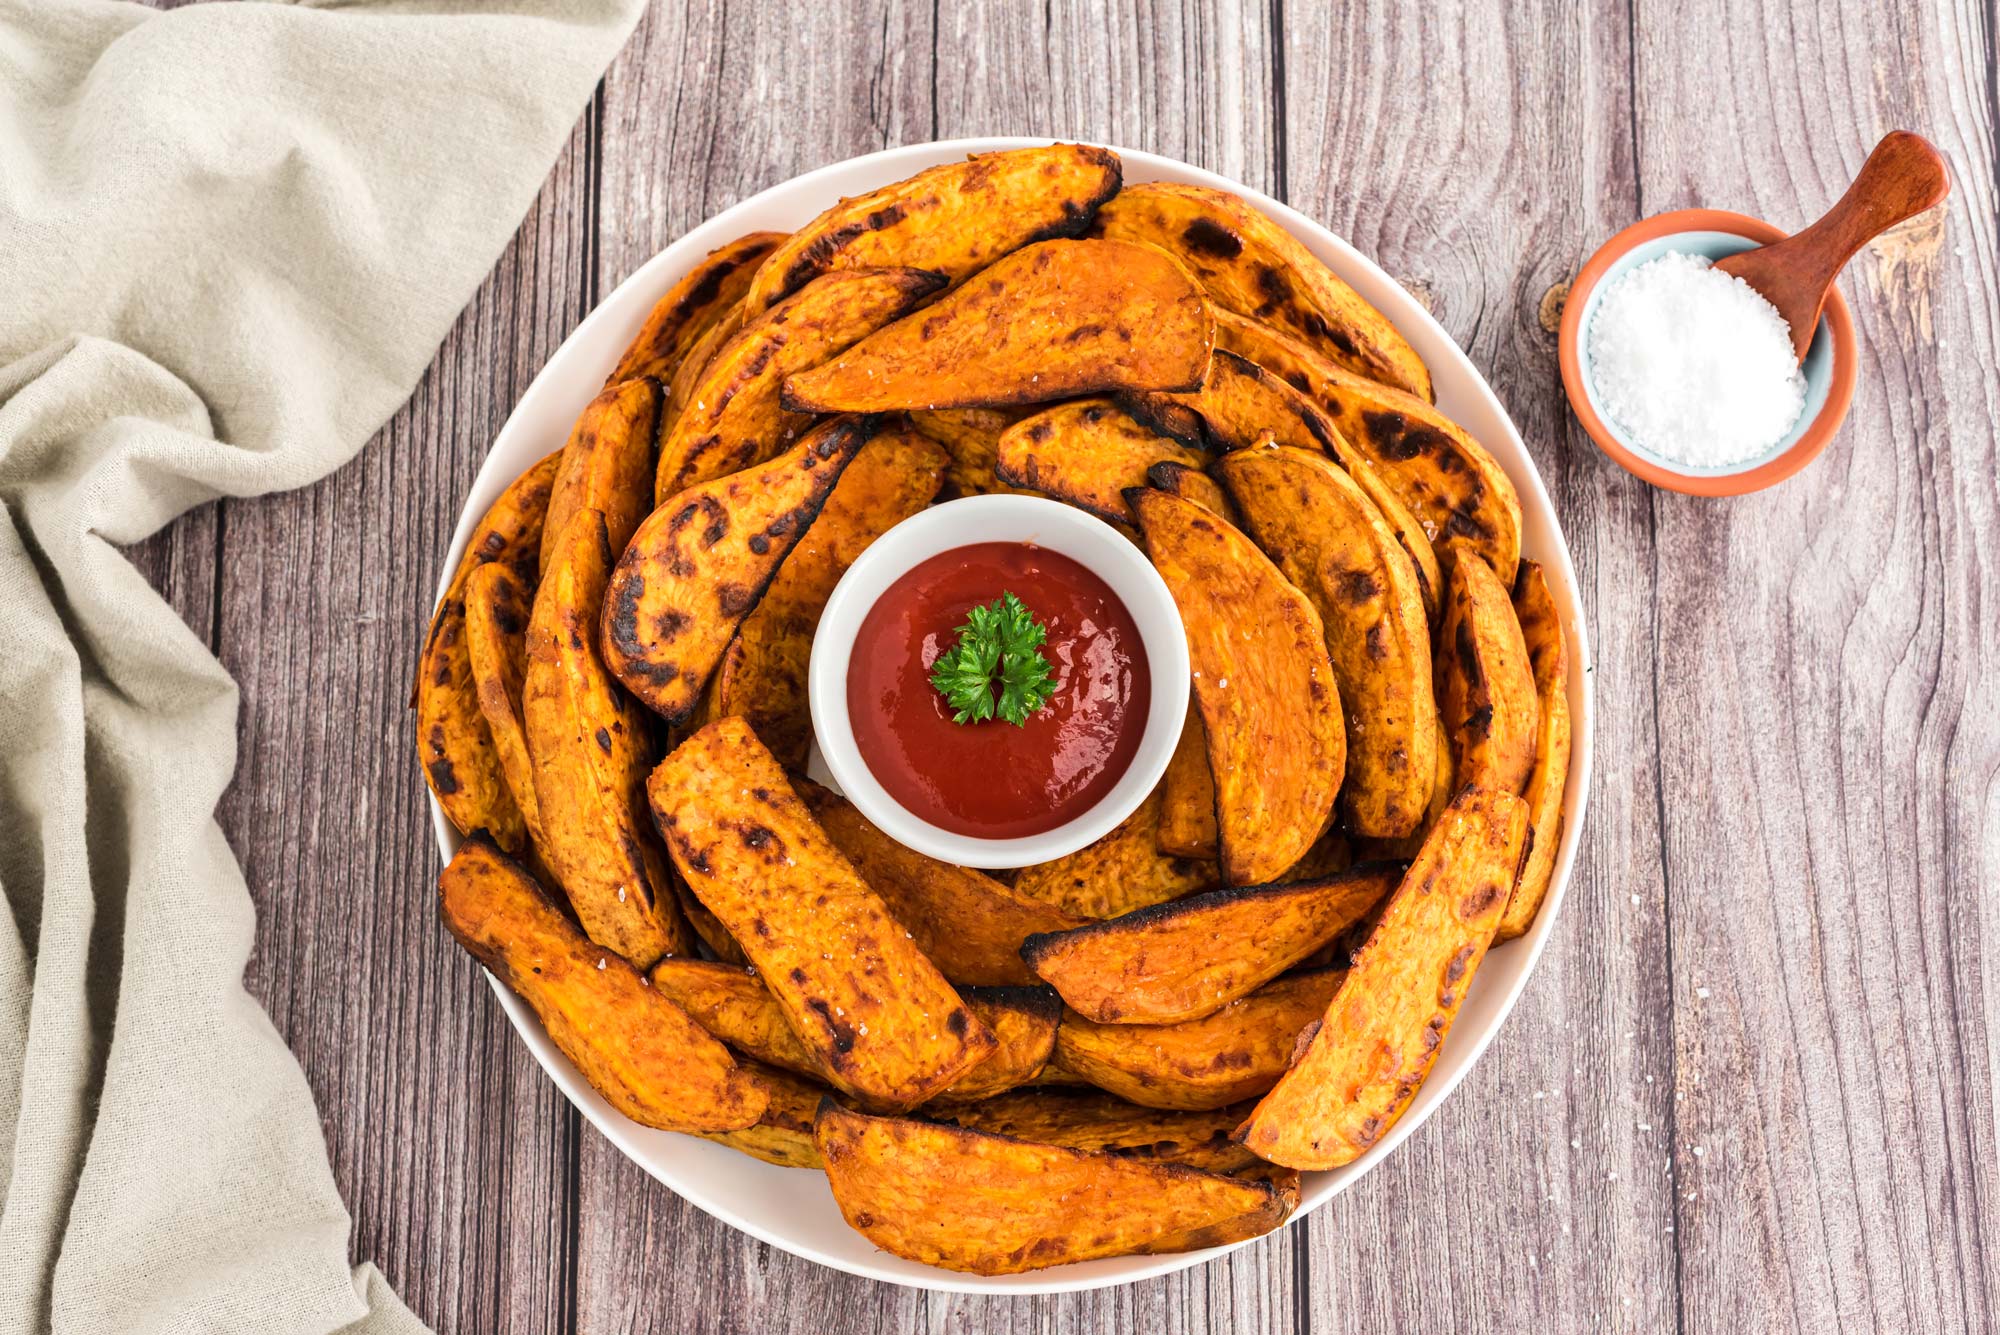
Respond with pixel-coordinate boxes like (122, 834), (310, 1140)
(1559, 208), (1857, 496)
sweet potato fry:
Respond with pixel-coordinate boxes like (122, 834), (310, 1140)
(1213, 309), (1520, 584)
(939, 986), (1062, 1101)
(1236, 786), (1529, 1168)
(1054, 968), (1346, 1110)
(524, 510), (690, 967)
(994, 399), (1205, 525)
(648, 719), (995, 1109)
(1498, 562), (1571, 940)
(655, 268), (943, 505)
(1437, 551), (1539, 794)
(417, 451), (560, 856)
(909, 407), (1035, 497)
(694, 1061), (828, 1168)
(1156, 702), (1219, 860)
(542, 377), (663, 574)
(463, 561), (543, 853)
(607, 231), (786, 388)
(814, 1103), (1295, 1274)
(1127, 488), (1344, 886)
(647, 957), (821, 1078)
(714, 421), (947, 766)
(1009, 784), (1218, 918)
(1147, 459), (1241, 527)
(1216, 443), (1437, 839)
(781, 240), (1214, 413)
(603, 416), (870, 725)
(438, 835), (764, 1132)
(935, 1088), (1264, 1175)
(741, 143), (1122, 313)
(1092, 181), (1430, 399)
(801, 782), (1088, 987)
(1022, 866), (1398, 1024)
(1123, 350), (1440, 616)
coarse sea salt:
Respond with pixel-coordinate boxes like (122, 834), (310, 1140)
(1586, 250), (1807, 469)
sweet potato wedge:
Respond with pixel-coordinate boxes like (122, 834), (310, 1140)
(781, 240), (1214, 413)
(416, 451), (560, 855)
(647, 957), (821, 1078)
(1437, 551), (1539, 794)
(1127, 488), (1344, 886)
(909, 407), (1035, 497)
(667, 300), (746, 427)
(607, 231), (786, 388)
(740, 143), (1123, 313)
(542, 377), (663, 574)
(935, 1089), (1264, 1176)
(462, 561), (543, 853)
(1022, 865), (1398, 1024)
(1009, 784), (1219, 919)
(1123, 350), (1440, 616)
(1147, 459), (1241, 527)
(1215, 443), (1437, 839)
(814, 1103), (1294, 1274)
(938, 986), (1062, 1102)
(715, 421), (947, 766)
(1498, 562), (1571, 940)
(603, 416), (869, 725)
(524, 510), (690, 967)
(1213, 309), (1520, 584)
(648, 719), (995, 1109)
(994, 399), (1205, 526)
(1156, 702), (1219, 859)
(1054, 968), (1346, 1110)
(1236, 786), (1528, 1168)
(655, 268), (943, 504)
(801, 782), (1088, 987)
(1092, 181), (1431, 399)
(438, 835), (764, 1132)
(1353, 714), (1456, 864)
(694, 1061), (828, 1168)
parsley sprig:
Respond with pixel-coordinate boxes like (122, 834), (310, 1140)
(929, 592), (1057, 727)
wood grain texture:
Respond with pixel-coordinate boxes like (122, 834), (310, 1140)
(118, 0), (1998, 1331)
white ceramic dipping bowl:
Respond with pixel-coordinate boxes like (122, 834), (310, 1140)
(808, 494), (1188, 868)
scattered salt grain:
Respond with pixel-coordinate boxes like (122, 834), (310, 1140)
(1696, 986), (1711, 999)
(1586, 250), (1806, 468)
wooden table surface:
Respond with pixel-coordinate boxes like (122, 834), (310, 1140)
(129, 2), (1998, 1331)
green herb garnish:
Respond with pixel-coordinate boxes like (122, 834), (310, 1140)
(929, 592), (1057, 727)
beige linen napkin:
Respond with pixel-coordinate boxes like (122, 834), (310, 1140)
(0, 1), (643, 1329)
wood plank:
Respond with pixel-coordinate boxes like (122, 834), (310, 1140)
(209, 110), (600, 1335)
(1628, 3), (2000, 1331)
(1281, 3), (1687, 1331)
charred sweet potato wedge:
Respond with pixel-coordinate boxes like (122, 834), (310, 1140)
(1156, 703), (1220, 860)
(1009, 784), (1219, 919)
(667, 300), (746, 427)
(994, 398), (1205, 526)
(463, 562), (543, 853)
(1128, 488), (1344, 886)
(741, 143), (1123, 313)
(1437, 551), (1540, 795)
(1092, 181), (1430, 399)
(542, 377), (663, 574)
(1147, 459), (1242, 527)
(648, 719), (995, 1109)
(1214, 309), (1520, 584)
(603, 416), (870, 725)
(694, 1060), (829, 1168)
(1353, 714), (1456, 864)
(1216, 444), (1437, 839)
(1236, 786), (1528, 1169)
(935, 1089), (1264, 1175)
(417, 451), (560, 855)
(1022, 866), (1399, 1024)
(802, 782), (1088, 987)
(781, 240), (1214, 413)
(655, 268), (942, 504)
(438, 835), (764, 1132)
(715, 422), (947, 766)
(814, 1103), (1295, 1274)
(647, 957), (822, 1078)
(524, 510), (690, 967)
(607, 231), (786, 388)
(909, 407), (1036, 497)
(1498, 562), (1571, 940)
(1123, 350), (1440, 616)
(1054, 967), (1346, 1111)
(938, 986), (1062, 1101)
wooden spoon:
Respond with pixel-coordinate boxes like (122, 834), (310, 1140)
(1715, 130), (1950, 362)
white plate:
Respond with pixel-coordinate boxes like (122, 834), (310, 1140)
(429, 138), (1595, 1295)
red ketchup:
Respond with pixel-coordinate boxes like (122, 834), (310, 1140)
(846, 542), (1150, 839)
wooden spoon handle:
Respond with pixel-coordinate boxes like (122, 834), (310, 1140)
(1781, 131), (1950, 286)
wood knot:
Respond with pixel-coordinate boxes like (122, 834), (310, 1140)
(1538, 281), (1570, 335)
